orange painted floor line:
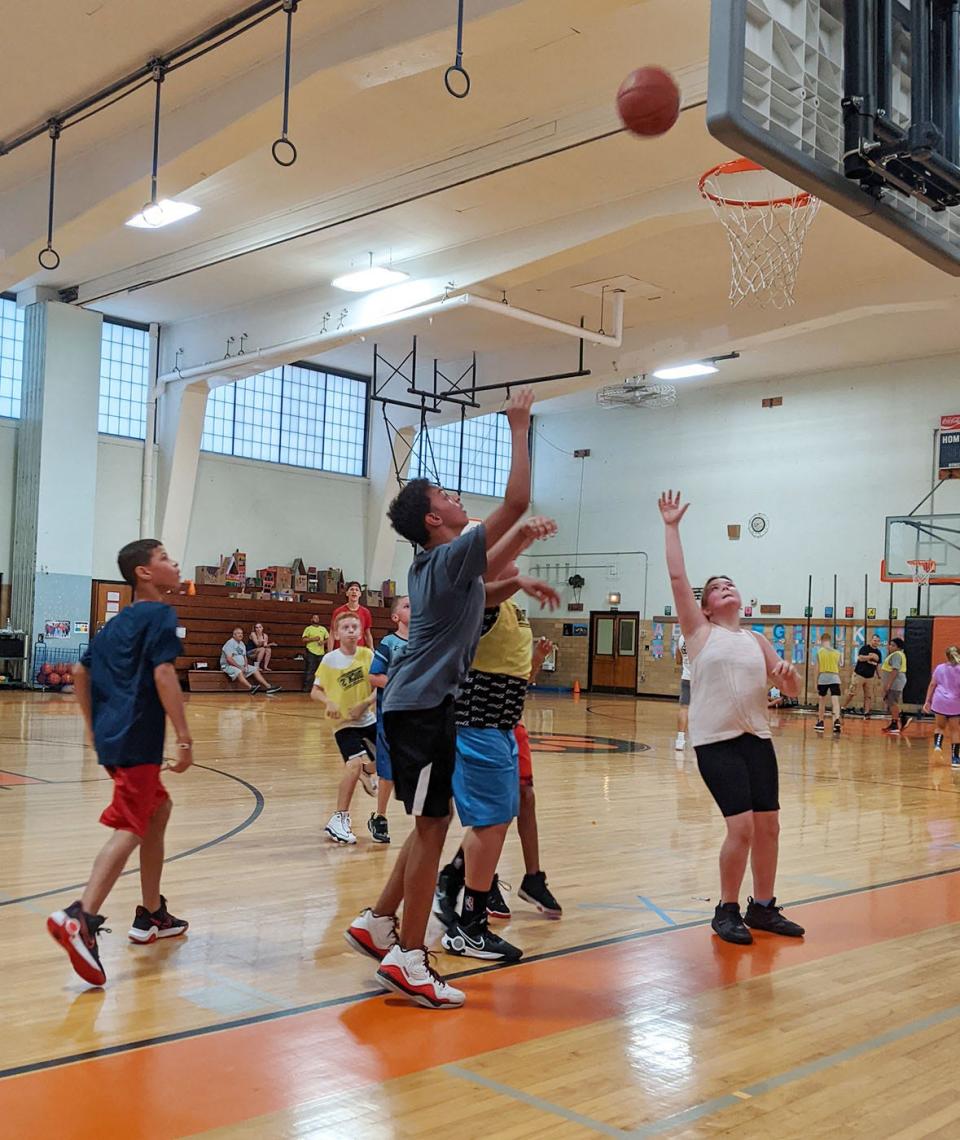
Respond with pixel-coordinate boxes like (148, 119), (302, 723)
(0, 770), (46, 786)
(7, 870), (960, 1137)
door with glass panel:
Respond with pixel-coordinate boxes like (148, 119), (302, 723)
(589, 611), (639, 694)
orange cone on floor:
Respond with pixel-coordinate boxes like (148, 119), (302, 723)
(572, 679), (581, 698)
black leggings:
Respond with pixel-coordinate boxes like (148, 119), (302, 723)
(695, 733), (780, 817)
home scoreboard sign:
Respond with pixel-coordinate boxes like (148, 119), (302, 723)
(941, 414), (960, 479)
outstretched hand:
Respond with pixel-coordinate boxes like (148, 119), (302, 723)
(520, 515), (558, 544)
(658, 489), (689, 527)
(517, 577), (561, 611)
(506, 387), (534, 431)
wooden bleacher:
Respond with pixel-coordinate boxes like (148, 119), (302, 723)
(174, 586), (395, 693)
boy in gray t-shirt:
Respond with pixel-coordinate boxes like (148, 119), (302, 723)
(345, 388), (558, 1011)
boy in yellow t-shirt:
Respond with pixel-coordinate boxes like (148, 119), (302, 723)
(814, 632), (842, 735)
(311, 612), (377, 845)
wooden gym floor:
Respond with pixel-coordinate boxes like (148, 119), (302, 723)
(3, 690), (960, 1138)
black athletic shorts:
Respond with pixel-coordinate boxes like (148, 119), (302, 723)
(817, 682), (841, 697)
(383, 696), (455, 818)
(334, 725), (376, 763)
(695, 733), (780, 817)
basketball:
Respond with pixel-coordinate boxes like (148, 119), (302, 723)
(48, 673), (61, 686)
(616, 66), (680, 137)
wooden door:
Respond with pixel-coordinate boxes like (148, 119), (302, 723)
(589, 611), (639, 694)
(91, 580), (133, 633)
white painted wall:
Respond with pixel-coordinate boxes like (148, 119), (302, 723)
(527, 354), (960, 619)
(94, 437), (147, 579)
(184, 452), (369, 581)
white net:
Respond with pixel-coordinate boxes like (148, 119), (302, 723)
(908, 559), (937, 587)
(700, 159), (821, 309)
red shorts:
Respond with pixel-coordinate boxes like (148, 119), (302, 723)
(100, 765), (170, 838)
(515, 722), (534, 787)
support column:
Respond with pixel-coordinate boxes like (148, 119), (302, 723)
(11, 300), (103, 648)
(155, 378), (210, 565)
(365, 413), (414, 588)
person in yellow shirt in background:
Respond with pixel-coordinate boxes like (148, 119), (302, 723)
(301, 613), (329, 692)
(881, 637), (910, 734)
(814, 632), (843, 736)
(311, 612), (378, 845)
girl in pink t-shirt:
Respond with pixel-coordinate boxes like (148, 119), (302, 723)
(922, 646), (960, 764)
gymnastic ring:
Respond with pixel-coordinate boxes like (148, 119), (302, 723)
(271, 137), (298, 167)
(443, 64), (471, 99)
(38, 246), (60, 271)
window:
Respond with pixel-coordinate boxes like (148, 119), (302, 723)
(410, 410), (514, 497)
(0, 295), (25, 420)
(201, 363), (368, 476)
(98, 321), (151, 438)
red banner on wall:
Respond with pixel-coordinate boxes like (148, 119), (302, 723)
(941, 413), (960, 430)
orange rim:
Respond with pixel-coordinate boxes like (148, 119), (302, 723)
(699, 157), (817, 209)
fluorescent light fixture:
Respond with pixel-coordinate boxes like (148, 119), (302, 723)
(331, 265), (409, 292)
(125, 199), (200, 229)
(652, 362), (719, 381)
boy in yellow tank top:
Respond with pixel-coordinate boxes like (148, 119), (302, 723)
(814, 632), (843, 735)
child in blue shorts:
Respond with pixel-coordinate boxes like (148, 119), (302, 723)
(367, 595), (410, 843)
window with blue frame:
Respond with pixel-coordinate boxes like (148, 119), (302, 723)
(201, 363), (368, 476)
(0, 295), (25, 420)
(409, 410), (514, 497)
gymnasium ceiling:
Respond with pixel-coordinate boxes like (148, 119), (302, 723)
(4, 0), (960, 415)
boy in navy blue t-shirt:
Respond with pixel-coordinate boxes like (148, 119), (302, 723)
(47, 539), (193, 987)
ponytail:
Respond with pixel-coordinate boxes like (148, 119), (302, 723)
(947, 645), (960, 666)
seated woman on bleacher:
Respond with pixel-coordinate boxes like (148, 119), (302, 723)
(247, 622), (276, 672)
(221, 628), (281, 696)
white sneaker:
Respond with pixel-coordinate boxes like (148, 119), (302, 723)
(674, 734), (685, 751)
(344, 908), (398, 961)
(324, 811), (357, 844)
(376, 945), (465, 1009)
(358, 765), (378, 797)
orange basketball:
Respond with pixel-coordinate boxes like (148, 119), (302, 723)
(616, 66), (680, 137)
(48, 672), (61, 686)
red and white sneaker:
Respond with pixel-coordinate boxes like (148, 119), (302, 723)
(344, 908), (398, 961)
(376, 945), (465, 1009)
(47, 900), (109, 986)
(128, 895), (189, 944)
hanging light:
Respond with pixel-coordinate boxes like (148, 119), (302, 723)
(332, 252), (409, 292)
(125, 62), (198, 229)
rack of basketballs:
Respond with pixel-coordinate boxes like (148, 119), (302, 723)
(34, 643), (86, 692)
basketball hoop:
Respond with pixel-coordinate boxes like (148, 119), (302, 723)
(907, 559), (937, 587)
(699, 158), (821, 309)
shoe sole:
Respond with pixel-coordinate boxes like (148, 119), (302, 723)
(744, 926), (805, 938)
(343, 928), (390, 962)
(486, 907), (511, 920)
(517, 888), (562, 918)
(376, 968), (464, 1009)
(128, 924), (188, 944)
(47, 913), (107, 986)
(367, 830), (391, 844)
(325, 828), (357, 844)
(440, 933), (522, 962)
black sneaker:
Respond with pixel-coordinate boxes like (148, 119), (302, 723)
(518, 870), (563, 918)
(47, 900), (110, 985)
(248, 684), (262, 695)
(433, 863), (463, 929)
(265, 685), (282, 695)
(129, 895), (189, 944)
(900, 713), (913, 731)
(833, 719), (841, 735)
(711, 902), (753, 945)
(441, 913), (522, 961)
(367, 813), (390, 844)
(744, 896), (805, 938)
(486, 875), (511, 919)
(814, 719), (824, 732)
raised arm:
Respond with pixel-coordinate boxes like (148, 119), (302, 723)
(481, 389), (534, 550)
(658, 491), (708, 644)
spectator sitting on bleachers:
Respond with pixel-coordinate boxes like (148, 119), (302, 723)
(247, 622), (276, 671)
(221, 628), (281, 695)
